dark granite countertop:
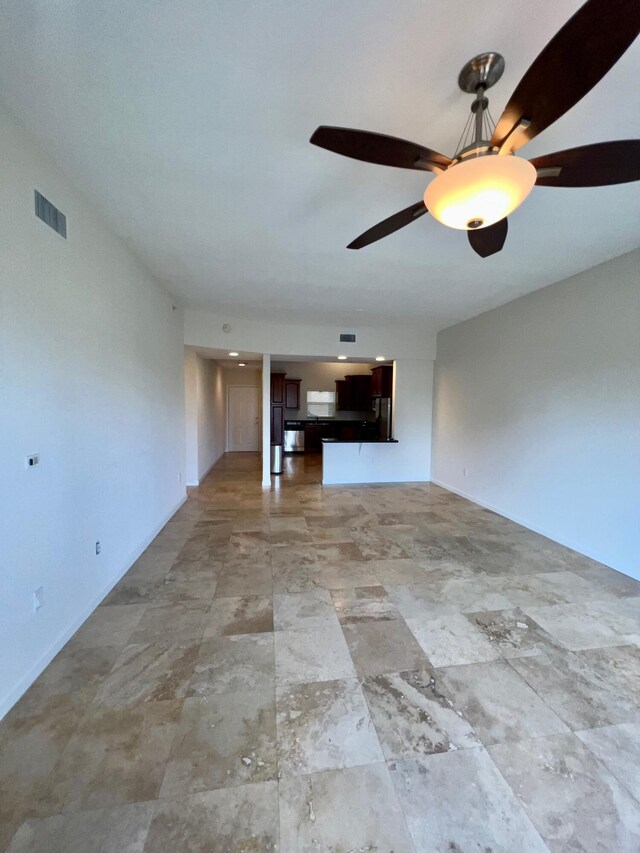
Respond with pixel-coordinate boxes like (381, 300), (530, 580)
(321, 438), (398, 444)
(285, 418), (373, 425)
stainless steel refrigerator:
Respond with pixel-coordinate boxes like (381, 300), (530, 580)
(374, 397), (392, 440)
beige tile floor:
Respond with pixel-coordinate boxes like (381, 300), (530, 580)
(2, 451), (640, 852)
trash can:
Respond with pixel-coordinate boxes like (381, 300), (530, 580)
(270, 443), (283, 475)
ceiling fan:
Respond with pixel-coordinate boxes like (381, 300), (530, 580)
(310, 0), (640, 257)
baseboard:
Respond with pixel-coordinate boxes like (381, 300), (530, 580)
(0, 493), (187, 720)
(430, 478), (617, 572)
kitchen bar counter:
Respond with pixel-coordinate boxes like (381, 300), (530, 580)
(322, 437), (407, 485)
(287, 418), (380, 449)
(321, 438), (398, 444)
(285, 418), (374, 425)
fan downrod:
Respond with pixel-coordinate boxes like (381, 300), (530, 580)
(458, 52), (505, 94)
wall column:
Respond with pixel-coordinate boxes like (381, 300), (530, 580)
(262, 353), (271, 487)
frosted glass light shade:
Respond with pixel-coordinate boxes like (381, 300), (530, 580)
(424, 155), (536, 230)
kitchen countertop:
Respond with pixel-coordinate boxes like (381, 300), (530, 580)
(285, 419), (373, 425)
(321, 438), (398, 444)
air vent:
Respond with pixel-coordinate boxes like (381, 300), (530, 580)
(35, 190), (67, 238)
(339, 333), (356, 343)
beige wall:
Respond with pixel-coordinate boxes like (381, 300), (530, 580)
(224, 367), (262, 387)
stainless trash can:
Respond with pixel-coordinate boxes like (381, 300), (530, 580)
(270, 443), (283, 474)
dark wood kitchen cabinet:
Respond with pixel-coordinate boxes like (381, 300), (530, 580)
(271, 404), (284, 444)
(271, 372), (285, 405)
(284, 378), (301, 410)
(345, 374), (372, 411)
(303, 423), (322, 452)
(305, 422), (337, 452)
(337, 422), (358, 441)
(371, 365), (393, 398)
(270, 372), (286, 443)
(335, 380), (350, 411)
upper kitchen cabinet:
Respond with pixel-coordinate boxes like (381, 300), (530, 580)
(284, 378), (301, 410)
(271, 372), (286, 405)
(335, 379), (350, 411)
(345, 374), (372, 410)
(371, 365), (393, 398)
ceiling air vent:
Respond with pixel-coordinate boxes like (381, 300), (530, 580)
(339, 333), (356, 343)
(35, 190), (67, 238)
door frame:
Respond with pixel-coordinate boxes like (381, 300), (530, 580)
(226, 384), (262, 452)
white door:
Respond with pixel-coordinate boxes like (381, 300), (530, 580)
(228, 386), (260, 451)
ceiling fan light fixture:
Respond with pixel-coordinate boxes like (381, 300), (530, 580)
(424, 154), (536, 230)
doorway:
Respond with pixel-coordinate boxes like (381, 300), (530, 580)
(227, 385), (261, 451)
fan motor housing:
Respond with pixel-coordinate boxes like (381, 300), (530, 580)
(458, 52), (505, 93)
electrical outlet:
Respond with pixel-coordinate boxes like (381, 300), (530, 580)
(178, 472), (182, 484)
(25, 454), (40, 468)
(33, 586), (43, 612)
(463, 467), (468, 477)
(95, 540), (101, 555)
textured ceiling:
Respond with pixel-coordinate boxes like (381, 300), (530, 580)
(1, 0), (638, 330)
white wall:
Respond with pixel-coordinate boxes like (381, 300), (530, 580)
(184, 349), (227, 485)
(262, 354), (271, 486)
(432, 250), (640, 578)
(0, 101), (186, 717)
(184, 350), (200, 485)
(271, 360), (376, 418)
(323, 359), (433, 484)
(185, 313), (436, 486)
(185, 309), (437, 361)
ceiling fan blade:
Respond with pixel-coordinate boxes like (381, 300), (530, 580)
(310, 126), (451, 172)
(491, 0), (640, 153)
(531, 140), (640, 186)
(468, 218), (508, 258)
(347, 201), (427, 250)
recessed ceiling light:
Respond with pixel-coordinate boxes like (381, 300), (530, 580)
(337, 355), (347, 360)
(375, 356), (386, 362)
(238, 363), (246, 367)
(229, 352), (239, 357)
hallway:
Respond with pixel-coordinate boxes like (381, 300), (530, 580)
(2, 453), (640, 851)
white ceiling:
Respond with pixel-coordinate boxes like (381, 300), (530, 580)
(1, 0), (638, 330)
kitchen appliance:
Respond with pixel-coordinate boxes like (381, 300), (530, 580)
(374, 397), (392, 441)
(284, 423), (305, 453)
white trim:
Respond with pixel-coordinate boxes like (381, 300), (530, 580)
(226, 384), (261, 452)
(0, 494), (187, 720)
(430, 479), (616, 572)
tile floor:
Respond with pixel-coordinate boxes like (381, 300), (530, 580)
(1, 451), (640, 852)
